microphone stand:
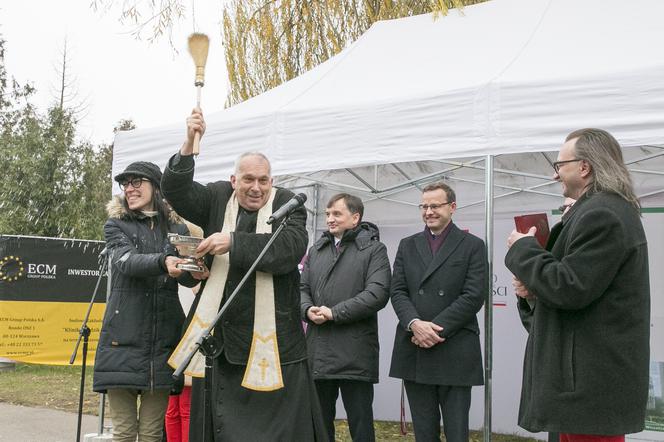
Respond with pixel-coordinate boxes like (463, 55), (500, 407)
(69, 250), (108, 442)
(173, 213), (294, 440)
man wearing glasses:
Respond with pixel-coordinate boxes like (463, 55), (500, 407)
(506, 128), (650, 442)
(389, 182), (487, 442)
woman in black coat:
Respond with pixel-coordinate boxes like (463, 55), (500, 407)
(93, 161), (197, 442)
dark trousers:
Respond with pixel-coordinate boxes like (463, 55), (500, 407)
(403, 381), (471, 442)
(315, 379), (375, 442)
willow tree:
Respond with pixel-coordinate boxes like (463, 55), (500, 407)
(222, 0), (488, 104)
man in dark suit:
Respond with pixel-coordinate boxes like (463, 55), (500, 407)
(389, 182), (486, 442)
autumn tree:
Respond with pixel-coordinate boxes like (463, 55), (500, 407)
(222, 0), (488, 104)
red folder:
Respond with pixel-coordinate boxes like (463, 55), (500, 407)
(514, 213), (550, 247)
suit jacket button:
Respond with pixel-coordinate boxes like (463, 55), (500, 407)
(418, 289), (424, 295)
(438, 290), (444, 296)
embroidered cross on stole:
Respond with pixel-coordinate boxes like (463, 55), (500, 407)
(168, 189), (284, 391)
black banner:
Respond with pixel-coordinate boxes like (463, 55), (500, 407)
(0, 235), (107, 303)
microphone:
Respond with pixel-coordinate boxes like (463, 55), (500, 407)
(267, 193), (307, 225)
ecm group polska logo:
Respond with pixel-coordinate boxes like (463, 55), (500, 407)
(25, 261), (57, 280)
(0, 256), (25, 282)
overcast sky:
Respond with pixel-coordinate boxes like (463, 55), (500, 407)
(1, 1), (227, 145)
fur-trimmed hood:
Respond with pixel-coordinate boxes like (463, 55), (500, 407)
(106, 195), (184, 224)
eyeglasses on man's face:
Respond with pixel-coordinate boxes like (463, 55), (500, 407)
(119, 177), (150, 191)
(552, 158), (583, 174)
(418, 202), (453, 211)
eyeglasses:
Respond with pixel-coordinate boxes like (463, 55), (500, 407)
(418, 202), (453, 211)
(119, 177), (150, 191)
(552, 159), (583, 173)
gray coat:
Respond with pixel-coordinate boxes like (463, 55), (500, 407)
(505, 191), (650, 435)
(300, 222), (391, 383)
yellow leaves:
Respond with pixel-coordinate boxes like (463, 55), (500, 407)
(223, 0), (488, 105)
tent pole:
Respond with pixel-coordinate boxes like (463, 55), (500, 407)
(484, 154), (494, 442)
(312, 184), (320, 242)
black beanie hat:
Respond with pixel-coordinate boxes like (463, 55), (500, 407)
(114, 161), (163, 187)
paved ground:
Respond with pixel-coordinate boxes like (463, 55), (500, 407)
(0, 402), (105, 442)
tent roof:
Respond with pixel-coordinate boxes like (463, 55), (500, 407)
(113, 0), (664, 204)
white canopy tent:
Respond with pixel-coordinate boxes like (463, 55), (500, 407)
(112, 0), (664, 438)
(113, 0), (664, 227)
(114, 0), (664, 206)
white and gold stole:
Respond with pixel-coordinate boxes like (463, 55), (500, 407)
(168, 189), (284, 391)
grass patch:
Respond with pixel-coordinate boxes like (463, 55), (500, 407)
(0, 363), (538, 441)
(0, 363), (100, 415)
(338, 420), (539, 441)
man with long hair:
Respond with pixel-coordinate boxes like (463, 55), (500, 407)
(506, 128), (650, 442)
